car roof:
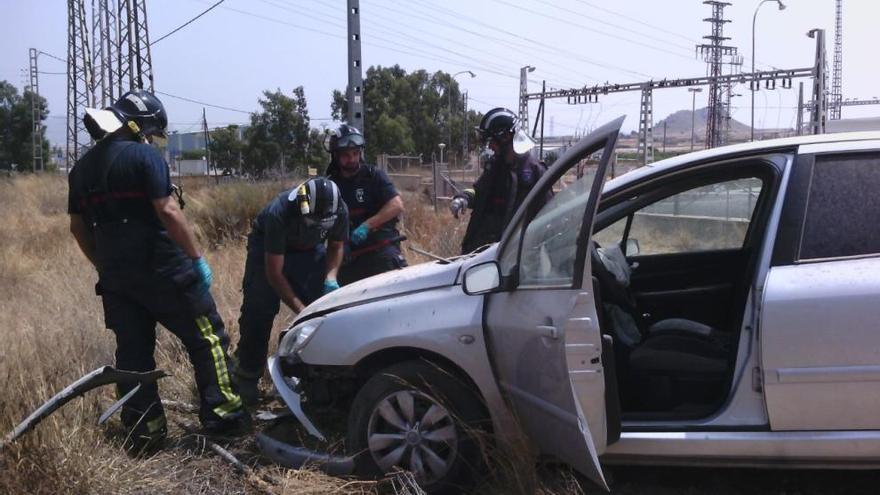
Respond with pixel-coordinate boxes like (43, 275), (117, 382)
(604, 131), (880, 193)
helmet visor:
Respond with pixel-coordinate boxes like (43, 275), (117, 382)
(512, 129), (536, 155)
(335, 132), (365, 150)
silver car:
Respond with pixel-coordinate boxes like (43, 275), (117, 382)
(260, 117), (880, 492)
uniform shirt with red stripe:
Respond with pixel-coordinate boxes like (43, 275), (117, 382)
(67, 138), (173, 229)
(328, 163), (400, 244)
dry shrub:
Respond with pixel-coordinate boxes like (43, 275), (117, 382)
(398, 192), (467, 262)
(184, 179), (288, 248)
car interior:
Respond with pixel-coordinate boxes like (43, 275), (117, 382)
(589, 160), (780, 420)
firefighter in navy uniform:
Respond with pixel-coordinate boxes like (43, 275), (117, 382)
(450, 107), (549, 254)
(233, 178), (348, 405)
(325, 124), (407, 285)
(68, 90), (247, 453)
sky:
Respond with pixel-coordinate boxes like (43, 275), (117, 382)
(1, 0), (877, 147)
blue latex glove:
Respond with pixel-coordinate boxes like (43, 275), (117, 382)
(351, 222), (370, 246)
(323, 279), (340, 294)
(193, 257), (213, 294)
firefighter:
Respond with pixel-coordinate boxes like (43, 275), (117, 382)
(233, 177), (348, 405)
(68, 90), (248, 453)
(450, 107), (549, 254)
(325, 124), (407, 285)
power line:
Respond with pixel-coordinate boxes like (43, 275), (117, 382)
(491, 0), (699, 63)
(35, 50), (67, 64)
(151, 0), (225, 46)
(361, 1), (591, 87)
(532, 0), (696, 53)
(572, 0), (699, 45)
(405, 0), (652, 79)
(155, 90), (253, 114)
(211, 0), (544, 85)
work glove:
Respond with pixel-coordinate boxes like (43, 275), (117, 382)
(193, 257), (213, 294)
(351, 222), (370, 246)
(323, 279), (340, 294)
(450, 196), (468, 218)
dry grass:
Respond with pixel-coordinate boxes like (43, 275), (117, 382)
(0, 175), (365, 494)
(0, 174), (557, 495)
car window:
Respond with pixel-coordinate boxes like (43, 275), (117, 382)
(627, 177), (763, 256)
(515, 162), (604, 287)
(593, 216), (627, 250)
(799, 153), (880, 260)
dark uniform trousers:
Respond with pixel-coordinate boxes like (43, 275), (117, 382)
(235, 244), (326, 376)
(99, 264), (242, 432)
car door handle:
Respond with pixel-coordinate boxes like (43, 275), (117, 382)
(537, 325), (558, 340)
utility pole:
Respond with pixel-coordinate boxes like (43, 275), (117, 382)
(796, 81), (804, 136)
(662, 121), (667, 154)
(808, 29), (827, 135)
(29, 48), (44, 172)
(202, 108), (213, 179)
(637, 85), (653, 165)
(461, 90), (468, 173)
(92, 0), (118, 107)
(689, 87), (703, 151)
(518, 65), (535, 132)
(539, 81), (546, 159)
(67, 0), (94, 170)
(346, 0), (364, 131)
(117, 0), (154, 92)
(830, 0), (843, 120)
(697, 1), (736, 149)
(722, 54), (743, 145)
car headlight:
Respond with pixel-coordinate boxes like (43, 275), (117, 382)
(278, 317), (325, 357)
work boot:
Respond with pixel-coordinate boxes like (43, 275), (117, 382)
(202, 409), (252, 438)
(230, 359), (263, 407)
(122, 414), (168, 457)
(236, 375), (260, 407)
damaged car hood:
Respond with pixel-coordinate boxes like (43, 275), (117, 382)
(295, 259), (465, 322)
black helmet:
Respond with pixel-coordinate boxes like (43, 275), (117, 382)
(476, 107), (518, 143)
(327, 124), (365, 152)
(109, 89), (168, 139)
(289, 177), (341, 229)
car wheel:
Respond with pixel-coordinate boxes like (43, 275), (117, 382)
(347, 360), (488, 493)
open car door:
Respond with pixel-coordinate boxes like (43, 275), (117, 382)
(482, 117), (623, 489)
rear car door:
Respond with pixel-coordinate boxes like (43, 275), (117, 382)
(762, 142), (880, 430)
(483, 117), (623, 489)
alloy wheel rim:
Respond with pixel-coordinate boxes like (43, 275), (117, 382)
(366, 389), (459, 484)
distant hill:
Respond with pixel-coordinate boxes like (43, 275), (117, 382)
(654, 107), (752, 137)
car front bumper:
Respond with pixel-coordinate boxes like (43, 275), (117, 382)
(260, 356), (356, 475)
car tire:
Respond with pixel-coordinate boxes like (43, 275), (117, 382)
(347, 360), (489, 494)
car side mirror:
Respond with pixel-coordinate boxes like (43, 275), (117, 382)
(463, 261), (501, 295)
(625, 238), (640, 256)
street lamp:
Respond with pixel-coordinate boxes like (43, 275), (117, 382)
(450, 71), (476, 165)
(751, 0), (786, 142)
(689, 87), (703, 151)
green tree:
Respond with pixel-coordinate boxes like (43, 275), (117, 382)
(0, 81), (49, 172)
(305, 127), (330, 170)
(331, 66), (483, 163)
(209, 125), (243, 174)
(244, 87), (312, 177)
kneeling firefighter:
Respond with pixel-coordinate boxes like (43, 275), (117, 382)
(68, 90), (248, 452)
(234, 177), (349, 405)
